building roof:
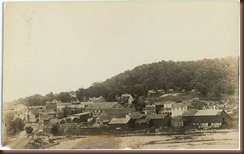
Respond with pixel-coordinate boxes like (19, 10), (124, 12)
(57, 103), (72, 106)
(85, 102), (121, 110)
(39, 111), (56, 115)
(101, 108), (132, 115)
(121, 94), (133, 97)
(49, 117), (60, 125)
(194, 110), (223, 116)
(146, 114), (169, 119)
(183, 109), (223, 117)
(182, 110), (199, 116)
(89, 96), (105, 101)
(127, 112), (146, 119)
(135, 119), (151, 124)
(80, 102), (94, 105)
(172, 103), (187, 109)
(73, 112), (91, 116)
(108, 118), (131, 124)
(146, 105), (156, 107)
(43, 114), (55, 121)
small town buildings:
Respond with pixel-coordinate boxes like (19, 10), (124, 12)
(39, 111), (56, 124)
(171, 116), (184, 127)
(126, 112), (146, 121)
(157, 89), (165, 94)
(120, 94), (134, 105)
(134, 118), (152, 129)
(45, 100), (58, 111)
(57, 102), (72, 111)
(148, 90), (156, 96)
(43, 115), (60, 125)
(156, 102), (187, 117)
(182, 109), (232, 129)
(171, 103), (188, 117)
(88, 96), (105, 103)
(146, 114), (171, 128)
(26, 109), (40, 123)
(26, 107), (45, 123)
(145, 105), (156, 115)
(80, 102), (94, 108)
(108, 117), (133, 129)
(126, 112), (171, 128)
(97, 108), (132, 124)
(70, 112), (92, 123)
(62, 105), (84, 115)
(85, 102), (124, 117)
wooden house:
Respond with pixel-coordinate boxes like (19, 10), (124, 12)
(97, 108), (132, 124)
(108, 118), (133, 129)
(85, 102), (124, 117)
(182, 109), (232, 129)
(146, 114), (171, 128)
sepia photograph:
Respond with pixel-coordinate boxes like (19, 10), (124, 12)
(2, 0), (240, 150)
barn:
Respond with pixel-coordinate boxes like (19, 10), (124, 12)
(182, 109), (232, 129)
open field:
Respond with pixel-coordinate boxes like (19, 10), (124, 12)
(48, 129), (239, 149)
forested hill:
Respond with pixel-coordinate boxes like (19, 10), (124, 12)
(14, 57), (238, 106)
(77, 57), (238, 101)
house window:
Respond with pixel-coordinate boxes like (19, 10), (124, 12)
(208, 123), (211, 126)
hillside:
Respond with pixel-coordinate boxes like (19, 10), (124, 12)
(76, 57), (238, 101)
(12, 57), (238, 106)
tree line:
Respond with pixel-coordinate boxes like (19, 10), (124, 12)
(14, 57), (238, 106)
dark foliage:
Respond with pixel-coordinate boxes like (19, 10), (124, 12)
(14, 57), (238, 106)
(4, 112), (25, 136)
(25, 126), (34, 134)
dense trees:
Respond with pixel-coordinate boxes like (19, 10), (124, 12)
(4, 112), (25, 136)
(76, 57), (238, 101)
(15, 57), (238, 106)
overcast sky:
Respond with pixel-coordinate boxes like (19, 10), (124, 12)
(3, 1), (239, 102)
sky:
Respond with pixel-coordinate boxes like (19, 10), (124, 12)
(3, 1), (240, 102)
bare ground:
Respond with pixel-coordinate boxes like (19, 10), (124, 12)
(48, 130), (239, 149)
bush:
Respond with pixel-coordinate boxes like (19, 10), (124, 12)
(25, 126), (34, 134)
(4, 112), (25, 136)
(50, 125), (61, 136)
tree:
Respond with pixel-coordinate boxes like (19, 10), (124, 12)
(56, 92), (72, 102)
(190, 101), (208, 110)
(4, 112), (25, 136)
(50, 125), (61, 136)
(25, 126), (34, 134)
(45, 92), (56, 102)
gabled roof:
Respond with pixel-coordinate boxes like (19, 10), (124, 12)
(101, 108), (132, 115)
(108, 118), (131, 124)
(182, 110), (198, 116)
(183, 109), (224, 116)
(80, 102), (94, 105)
(127, 112), (146, 119)
(85, 102), (121, 110)
(146, 114), (169, 119)
(49, 117), (60, 125)
(73, 112), (91, 116)
(194, 110), (223, 116)
(89, 96), (105, 101)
